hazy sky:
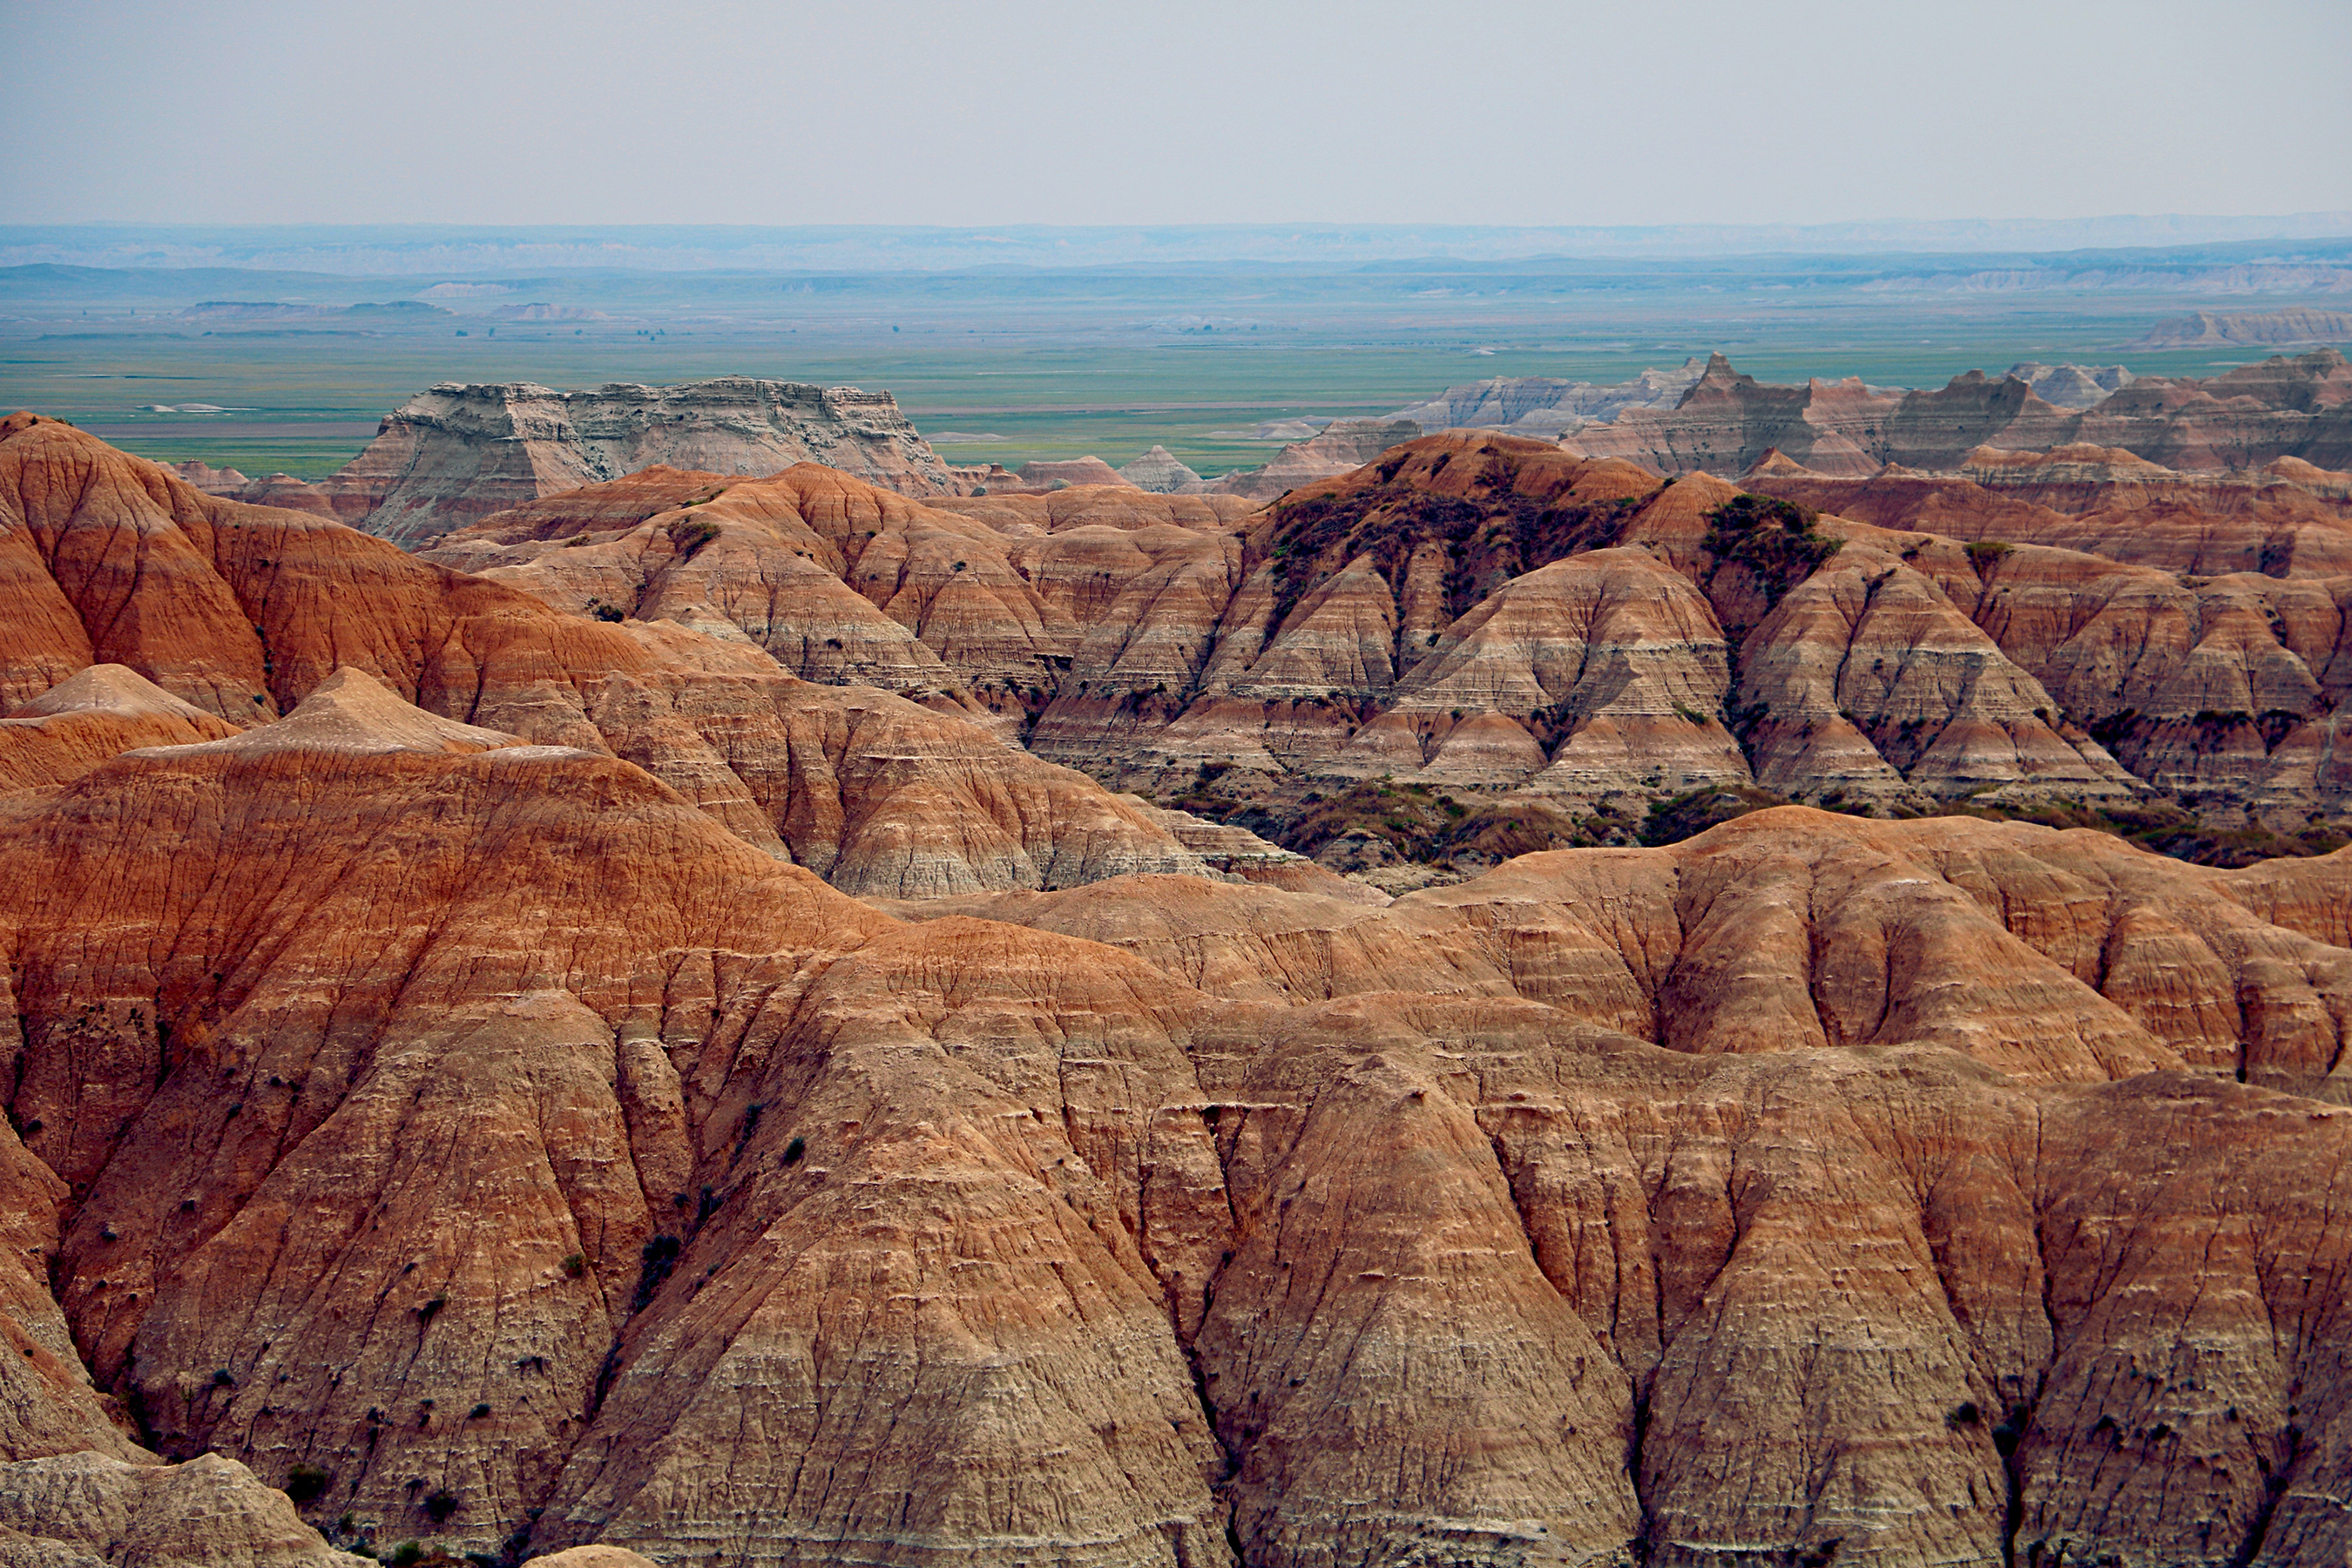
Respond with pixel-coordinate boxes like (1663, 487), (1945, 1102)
(4, 0), (2348, 228)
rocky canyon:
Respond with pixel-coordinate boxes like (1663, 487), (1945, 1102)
(7, 393), (2352, 1568)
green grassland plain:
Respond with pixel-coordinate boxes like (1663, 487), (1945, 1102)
(0, 250), (2335, 481)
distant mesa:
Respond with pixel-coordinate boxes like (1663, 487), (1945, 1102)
(1391, 358), (1710, 436)
(1201, 417), (1332, 442)
(2133, 308), (2352, 348)
(1200, 417), (1424, 501)
(166, 458), (249, 490)
(235, 471), (339, 516)
(167, 460), (341, 517)
(943, 454), (1212, 497)
(311, 375), (963, 546)
(1017, 456), (1130, 490)
(946, 457), (1140, 496)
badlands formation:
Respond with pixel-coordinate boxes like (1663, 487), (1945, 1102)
(1561, 348), (2352, 477)
(171, 350), (2348, 570)
(2133, 308), (2352, 348)
(6, 393), (2352, 1568)
(181, 379), (963, 547)
(399, 416), (2352, 872)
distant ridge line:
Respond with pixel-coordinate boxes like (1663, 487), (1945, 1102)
(3, 216), (2349, 274)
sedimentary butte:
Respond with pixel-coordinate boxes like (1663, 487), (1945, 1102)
(316, 377), (962, 546)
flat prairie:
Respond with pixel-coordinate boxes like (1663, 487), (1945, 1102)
(2, 240), (2340, 477)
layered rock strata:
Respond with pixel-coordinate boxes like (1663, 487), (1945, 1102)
(1390, 359), (1708, 436)
(0, 665), (244, 793)
(1118, 446), (1205, 492)
(73, 408), (2352, 853)
(2004, 361), (2135, 409)
(1565, 349), (2352, 476)
(0, 414), (1203, 897)
(1200, 419), (1423, 501)
(8, 413), (2352, 1565)
(2134, 308), (2352, 348)
(2073, 348), (2352, 472)
(1749, 456), (2352, 577)
(318, 378), (960, 546)
(429, 470), (1260, 741)
(1014, 456), (1132, 490)
(943, 431), (2352, 848)
(1019, 434), (2144, 827)
(1564, 354), (1909, 476)
(0, 700), (2349, 1568)
(0, 1452), (341, 1566)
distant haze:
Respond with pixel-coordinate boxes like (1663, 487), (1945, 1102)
(2, 0), (2347, 230)
(7, 220), (2352, 274)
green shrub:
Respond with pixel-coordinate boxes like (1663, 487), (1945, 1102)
(1701, 494), (1841, 618)
(632, 1235), (682, 1314)
(1639, 787), (1788, 847)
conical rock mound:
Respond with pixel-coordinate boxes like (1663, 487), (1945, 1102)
(133, 667), (524, 760)
(1118, 446), (1203, 493)
(2, 665), (247, 793)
